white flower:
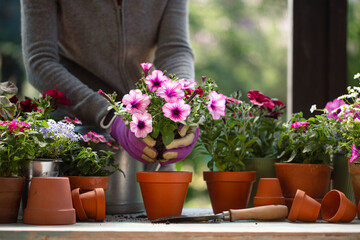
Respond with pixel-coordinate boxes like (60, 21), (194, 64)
(354, 73), (360, 79)
(310, 104), (316, 113)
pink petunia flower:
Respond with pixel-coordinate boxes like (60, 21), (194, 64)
(140, 62), (153, 76)
(290, 121), (309, 133)
(226, 96), (242, 104)
(247, 90), (274, 109)
(82, 132), (107, 144)
(122, 89), (150, 114)
(350, 144), (360, 163)
(207, 91), (226, 120)
(325, 99), (346, 121)
(178, 78), (197, 90)
(130, 112), (153, 138)
(1, 120), (30, 134)
(145, 70), (169, 92)
(163, 100), (191, 122)
(157, 81), (185, 103)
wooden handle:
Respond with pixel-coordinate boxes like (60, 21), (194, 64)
(229, 205), (288, 221)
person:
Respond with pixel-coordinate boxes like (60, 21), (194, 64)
(20, 0), (198, 165)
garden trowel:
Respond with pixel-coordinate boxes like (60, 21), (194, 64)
(151, 205), (288, 223)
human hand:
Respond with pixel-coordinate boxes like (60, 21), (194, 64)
(110, 116), (158, 164)
(159, 125), (199, 165)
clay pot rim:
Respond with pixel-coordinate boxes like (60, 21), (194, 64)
(287, 189), (306, 221)
(71, 188), (88, 221)
(321, 190), (347, 222)
(254, 196), (285, 201)
(203, 171), (256, 182)
(137, 171), (192, 183)
(275, 163), (331, 169)
(94, 188), (105, 221)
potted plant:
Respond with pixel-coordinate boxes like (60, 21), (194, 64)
(241, 90), (286, 207)
(99, 63), (216, 219)
(276, 111), (336, 209)
(196, 90), (257, 214)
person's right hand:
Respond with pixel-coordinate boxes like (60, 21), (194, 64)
(111, 116), (158, 164)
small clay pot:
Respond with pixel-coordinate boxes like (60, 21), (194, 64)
(253, 178), (285, 207)
(68, 176), (109, 192)
(71, 188), (88, 221)
(321, 190), (356, 223)
(137, 171), (192, 220)
(79, 188), (106, 222)
(23, 177), (76, 225)
(288, 189), (321, 222)
(0, 177), (25, 223)
(285, 197), (322, 211)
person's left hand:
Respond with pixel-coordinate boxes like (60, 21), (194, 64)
(159, 125), (199, 165)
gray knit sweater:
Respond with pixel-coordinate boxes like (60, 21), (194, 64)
(21, 0), (194, 127)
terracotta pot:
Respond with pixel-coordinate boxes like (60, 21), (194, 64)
(275, 163), (331, 209)
(243, 158), (277, 207)
(348, 162), (360, 207)
(253, 178), (285, 207)
(203, 171), (256, 214)
(72, 188), (106, 222)
(332, 154), (354, 203)
(285, 197), (322, 211)
(23, 177), (76, 225)
(0, 177), (25, 223)
(288, 189), (321, 222)
(321, 190), (356, 223)
(68, 176), (109, 192)
(136, 171), (192, 220)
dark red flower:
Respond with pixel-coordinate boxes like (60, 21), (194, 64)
(184, 89), (194, 99)
(196, 86), (204, 97)
(272, 99), (285, 107)
(247, 90), (274, 109)
(20, 98), (38, 112)
(9, 95), (18, 104)
(43, 89), (71, 106)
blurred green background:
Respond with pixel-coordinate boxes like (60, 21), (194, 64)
(1, 0), (359, 208)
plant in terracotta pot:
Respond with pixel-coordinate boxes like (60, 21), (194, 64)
(99, 63), (219, 219)
(196, 91), (257, 214)
(276, 111), (337, 209)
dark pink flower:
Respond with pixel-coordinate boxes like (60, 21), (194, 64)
(207, 91), (226, 120)
(226, 96), (242, 104)
(82, 132), (107, 144)
(97, 89), (112, 102)
(145, 70), (169, 92)
(247, 90), (274, 109)
(122, 89), (150, 114)
(272, 99), (285, 107)
(1, 120), (30, 134)
(290, 121), (309, 132)
(157, 81), (184, 103)
(140, 62), (153, 76)
(43, 89), (71, 106)
(163, 100), (191, 122)
(350, 144), (360, 163)
(325, 99), (346, 121)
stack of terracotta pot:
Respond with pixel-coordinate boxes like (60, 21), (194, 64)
(71, 188), (106, 222)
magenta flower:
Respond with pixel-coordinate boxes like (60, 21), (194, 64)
(130, 112), (153, 138)
(178, 78), (197, 90)
(82, 132), (107, 144)
(163, 100), (191, 122)
(247, 90), (274, 109)
(226, 96), (242, 104)
(350, 144), (360, 163)
(1, 120), (30, 134)
(207, 91), (226, 120)
(157, 81), (185, 103)
(325, 99), (346, 121)
(140, 62), (153, 76)
(145, 70), (169, 92)
(290, 121), (309, 133)
(122, 89), (150, 114)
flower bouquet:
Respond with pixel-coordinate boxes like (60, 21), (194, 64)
(99, 63), (222, 163)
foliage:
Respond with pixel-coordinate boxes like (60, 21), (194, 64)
(277, 112), (337, 165)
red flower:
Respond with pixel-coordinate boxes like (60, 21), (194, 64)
(184, 89), (194, 99)
(43, 89), (71, 106)
(196, 86), (204, 97)
(226, 97), (242, 104)
(272, 99), (285, 107)
(20, 98), (38, 112)
(9, 95), (18, 104)
(247, 90), (274, 109)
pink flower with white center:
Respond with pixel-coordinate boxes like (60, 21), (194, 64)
(140, 62), (153, 76)
(130, 112), (153, 138)
(178, 78), (197, 90)
(82, 132), (107, 144)
(145, 70), (169, 92)
(157, 81), (185, 103)
(162, 100), (191, 122)
(122, 89), (150, 114)
(207, 91), (226, 120)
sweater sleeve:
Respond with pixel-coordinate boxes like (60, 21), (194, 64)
(153, 0), (195, 80)
(20, 0), (109, 127)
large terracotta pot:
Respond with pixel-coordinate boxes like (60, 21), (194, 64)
(203, 171), (256, 214)
(333, 154), (354, 203)
(136, 171), (192, 220)
(68, 176), (109, 192)
(275, 163), (331, 209)
(0, 177), (25, 223)
(23, 177), (76, 225)
(243, 158), (277, 207)
(348, 162), (360, 209)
